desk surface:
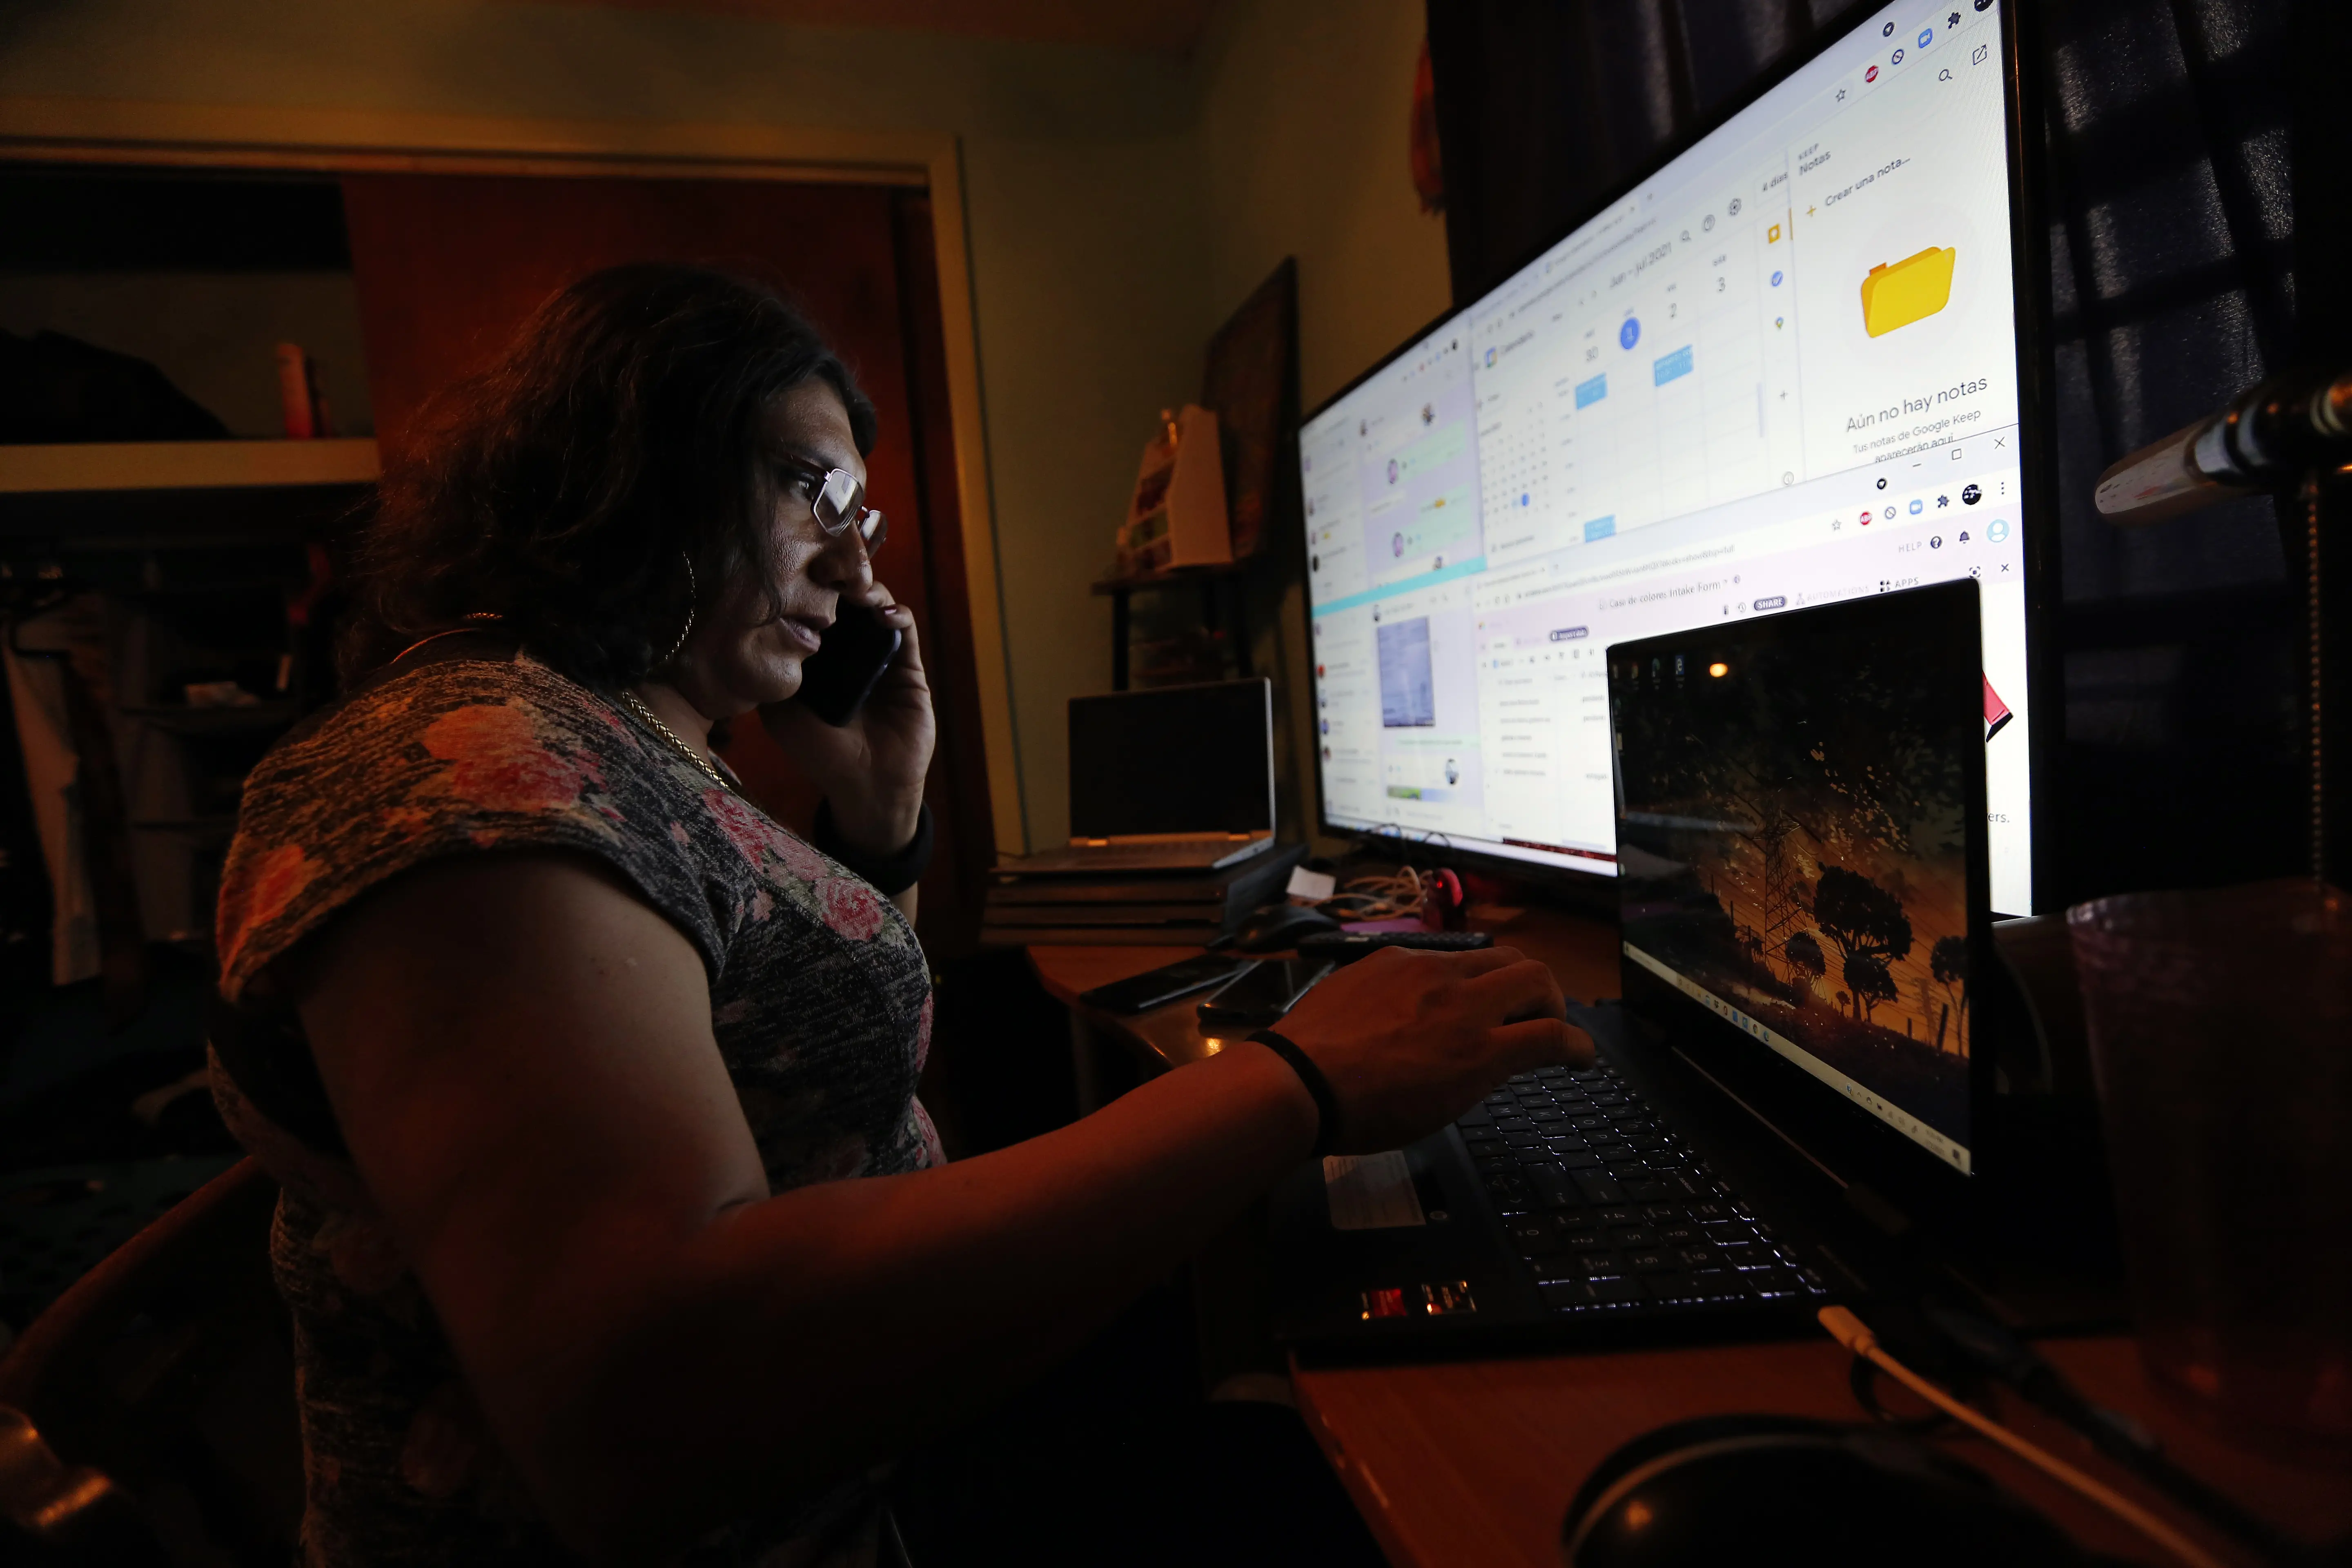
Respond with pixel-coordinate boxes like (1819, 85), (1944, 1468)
(1027, 911), (2352, 1568)
(1291, 1329), (2350, 1567)
(1028, 905), (1624, 1069)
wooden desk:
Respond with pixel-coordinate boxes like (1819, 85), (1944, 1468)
(1031, 906), (1621, 1098)
(1026, 915), (2352, 1568)
(1290, 1332), (2351, 1568)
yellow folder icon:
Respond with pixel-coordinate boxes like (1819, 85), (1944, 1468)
(1859, 246), (1956, 337)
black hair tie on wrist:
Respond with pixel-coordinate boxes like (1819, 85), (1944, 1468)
(810, 799), (934, 896)
(1249, 1029), (1339, 1160)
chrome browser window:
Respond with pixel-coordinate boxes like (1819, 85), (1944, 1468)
(1303, 0), (2034, 912)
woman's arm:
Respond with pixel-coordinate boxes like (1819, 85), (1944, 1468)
(293, 851), (1581, 1562)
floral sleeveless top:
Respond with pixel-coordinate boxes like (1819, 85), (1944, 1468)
(208, 646), (938, 1567)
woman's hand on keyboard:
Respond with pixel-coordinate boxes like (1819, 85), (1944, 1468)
(1270, 946), (1592, 1154)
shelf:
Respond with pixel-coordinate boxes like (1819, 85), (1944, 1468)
(129, 816), (241, 837)
(119, 702), (300, 735)
(0, 439), (381, 496)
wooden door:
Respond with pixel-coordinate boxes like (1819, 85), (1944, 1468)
(339, 174), (993, 956)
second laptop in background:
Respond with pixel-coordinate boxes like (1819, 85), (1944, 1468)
(1002, 678), (1279, 874)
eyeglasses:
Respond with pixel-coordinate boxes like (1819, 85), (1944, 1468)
(779, 459), (887, 556)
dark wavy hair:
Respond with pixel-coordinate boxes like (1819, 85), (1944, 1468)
(343, 263), (877, 688)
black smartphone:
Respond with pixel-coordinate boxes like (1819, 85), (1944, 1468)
(796, 604), (902, 726)
(1080, 953), (1256, 1015)
(1196, 958), (1335, 1030)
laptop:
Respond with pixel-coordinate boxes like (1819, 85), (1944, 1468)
(1269, 582), (2040, 1352)
(1001, 679), (1280, 875)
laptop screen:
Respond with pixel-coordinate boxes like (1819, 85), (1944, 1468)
(1068, 679), (1275, 840)
(1609, 582), (1983, 1173)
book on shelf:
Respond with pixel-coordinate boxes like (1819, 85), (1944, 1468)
(982, 842), (1305, 946)
(979, 923), (1226, 949)
(275, 342), (334, 439)
(984, 902), (1239, 927)
(985, 875), (1249, 905)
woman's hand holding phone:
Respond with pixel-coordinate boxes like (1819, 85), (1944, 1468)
(760, 584), (934, 857)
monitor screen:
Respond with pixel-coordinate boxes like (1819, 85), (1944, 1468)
(1610, 583), (1984, 1173)
(1068, 679), (1274, 840)
(1300, 0), (2035, 911)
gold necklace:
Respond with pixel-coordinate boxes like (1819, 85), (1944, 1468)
(621, 689), (735, 794)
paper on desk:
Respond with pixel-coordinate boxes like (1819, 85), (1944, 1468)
(1321, 1151), (1426, 1229)
(1286, 866), (1338, 902)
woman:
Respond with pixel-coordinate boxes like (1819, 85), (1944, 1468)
(209, 263), (1588, 1565)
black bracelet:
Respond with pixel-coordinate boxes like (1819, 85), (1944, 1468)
(1249, 1029), (1339, 1160)
(810, 799), (935, 896)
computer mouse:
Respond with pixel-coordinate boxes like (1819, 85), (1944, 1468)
(1228, 902), (1343, 953)
(1560, 1415), (2095, 1568)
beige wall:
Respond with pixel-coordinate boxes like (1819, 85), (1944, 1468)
(0, 0), (1443, 851)
(960, 132), (1212, 845)
(1191, 0), (1453, 846)
(1195, 0), (1453, 410)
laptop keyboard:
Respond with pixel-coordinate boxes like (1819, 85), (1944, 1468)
(1457, 1063), (1830, 1315)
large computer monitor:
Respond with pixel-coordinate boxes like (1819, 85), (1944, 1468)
(1300, 0), (2047, 913)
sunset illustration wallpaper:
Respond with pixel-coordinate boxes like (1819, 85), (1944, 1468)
(1613, 602), (1978, 1144)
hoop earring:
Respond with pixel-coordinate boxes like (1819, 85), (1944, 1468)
(663, 552), (697, 666)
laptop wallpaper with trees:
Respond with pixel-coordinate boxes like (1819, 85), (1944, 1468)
(1612, 615), (1976, 1145)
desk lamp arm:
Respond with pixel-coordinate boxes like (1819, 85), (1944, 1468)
(2095, 366), (2352, 886)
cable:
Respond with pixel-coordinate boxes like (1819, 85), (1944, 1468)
(1922, 1306), (2314, 1565)
(1817, 1307), (2227, 1568)
(1848, 1350), (1954, 1436)
(1315, 864), (1429, 922)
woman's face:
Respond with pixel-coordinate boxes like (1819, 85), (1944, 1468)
(668, 379), (872, 718)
